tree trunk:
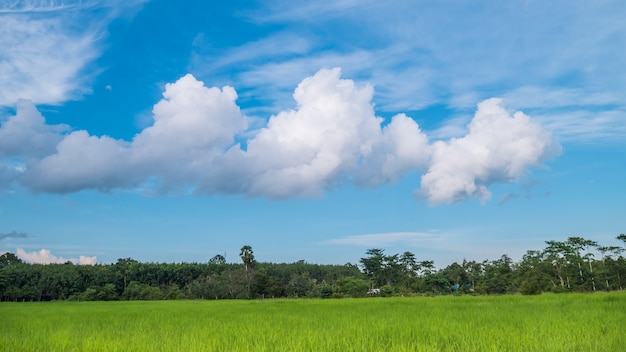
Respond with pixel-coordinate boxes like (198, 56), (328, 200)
(577, 262), (583, 281)
(588, 259), (596, 291)
(555, 265), (565, 287)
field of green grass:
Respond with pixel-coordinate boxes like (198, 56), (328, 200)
(2, 292), (625, 351)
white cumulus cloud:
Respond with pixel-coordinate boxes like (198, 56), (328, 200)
(0, 99), (68, 158)
(16, 248), (97, 265)
(11, 69), (557, 205)
(0, 99), (69, 191)
(22, 74), (247, 193)
(24, 131), (137, 193)
(133, 74), (247, 191)
(200, 68), (430, 198)
(419, 98), (560, 204)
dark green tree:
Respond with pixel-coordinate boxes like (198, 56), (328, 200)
(482, 255), (513, 294)
(566, 236), (598, 291)
(239, 245), (256, 298)
(209, 254), (226, 265)
(617, 234), (626, 249)
(517, 250), (552, 294)
(543, 240), (574, 290)
(0, 252), (23, 267)
(239, 246), (255, 272)
(441, 262), (467, 290)
(597, 246), (623, 290)
(335, 276), (369, 297)
(360, 248), (385, 288)
(286, 272), (316, 298)
(463, 259), (483, 292)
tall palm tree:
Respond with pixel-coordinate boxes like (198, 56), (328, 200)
(240, 245), (255, 272)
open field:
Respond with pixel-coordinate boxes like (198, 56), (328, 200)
(1, 293), (625, 351)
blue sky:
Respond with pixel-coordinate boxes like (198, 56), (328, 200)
(1, 0), (625, 266)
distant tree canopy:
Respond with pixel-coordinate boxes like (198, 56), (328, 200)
(1, 235), (625, 302)
(209, 254), (226, 265)
(0, 252), (23, 267)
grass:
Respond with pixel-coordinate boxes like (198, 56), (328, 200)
(1, 292), (625, 351)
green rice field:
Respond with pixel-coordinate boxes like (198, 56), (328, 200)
(1, 293), (625, 351)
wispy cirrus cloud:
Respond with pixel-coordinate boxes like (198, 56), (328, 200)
(537, 110), (626, 144)
(326, 229), (543, 265)
(0, 0), (91, 13)
(0, 14), (98, 106)
(324, 231), (441, 247)
(0, 0), (147, 107)
(502, 87), (626, 143)
(191, 1), (626, 143)
(245, 0), (372, 24)
(0, 231), (31, 240)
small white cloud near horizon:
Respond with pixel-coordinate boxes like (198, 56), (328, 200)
(16, 248), (97, 265)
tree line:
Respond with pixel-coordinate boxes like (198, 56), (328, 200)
(1, 235), (624, 301)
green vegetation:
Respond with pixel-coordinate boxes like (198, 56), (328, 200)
(1, 293), (624, 351)
(1, 235), (625, 301)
